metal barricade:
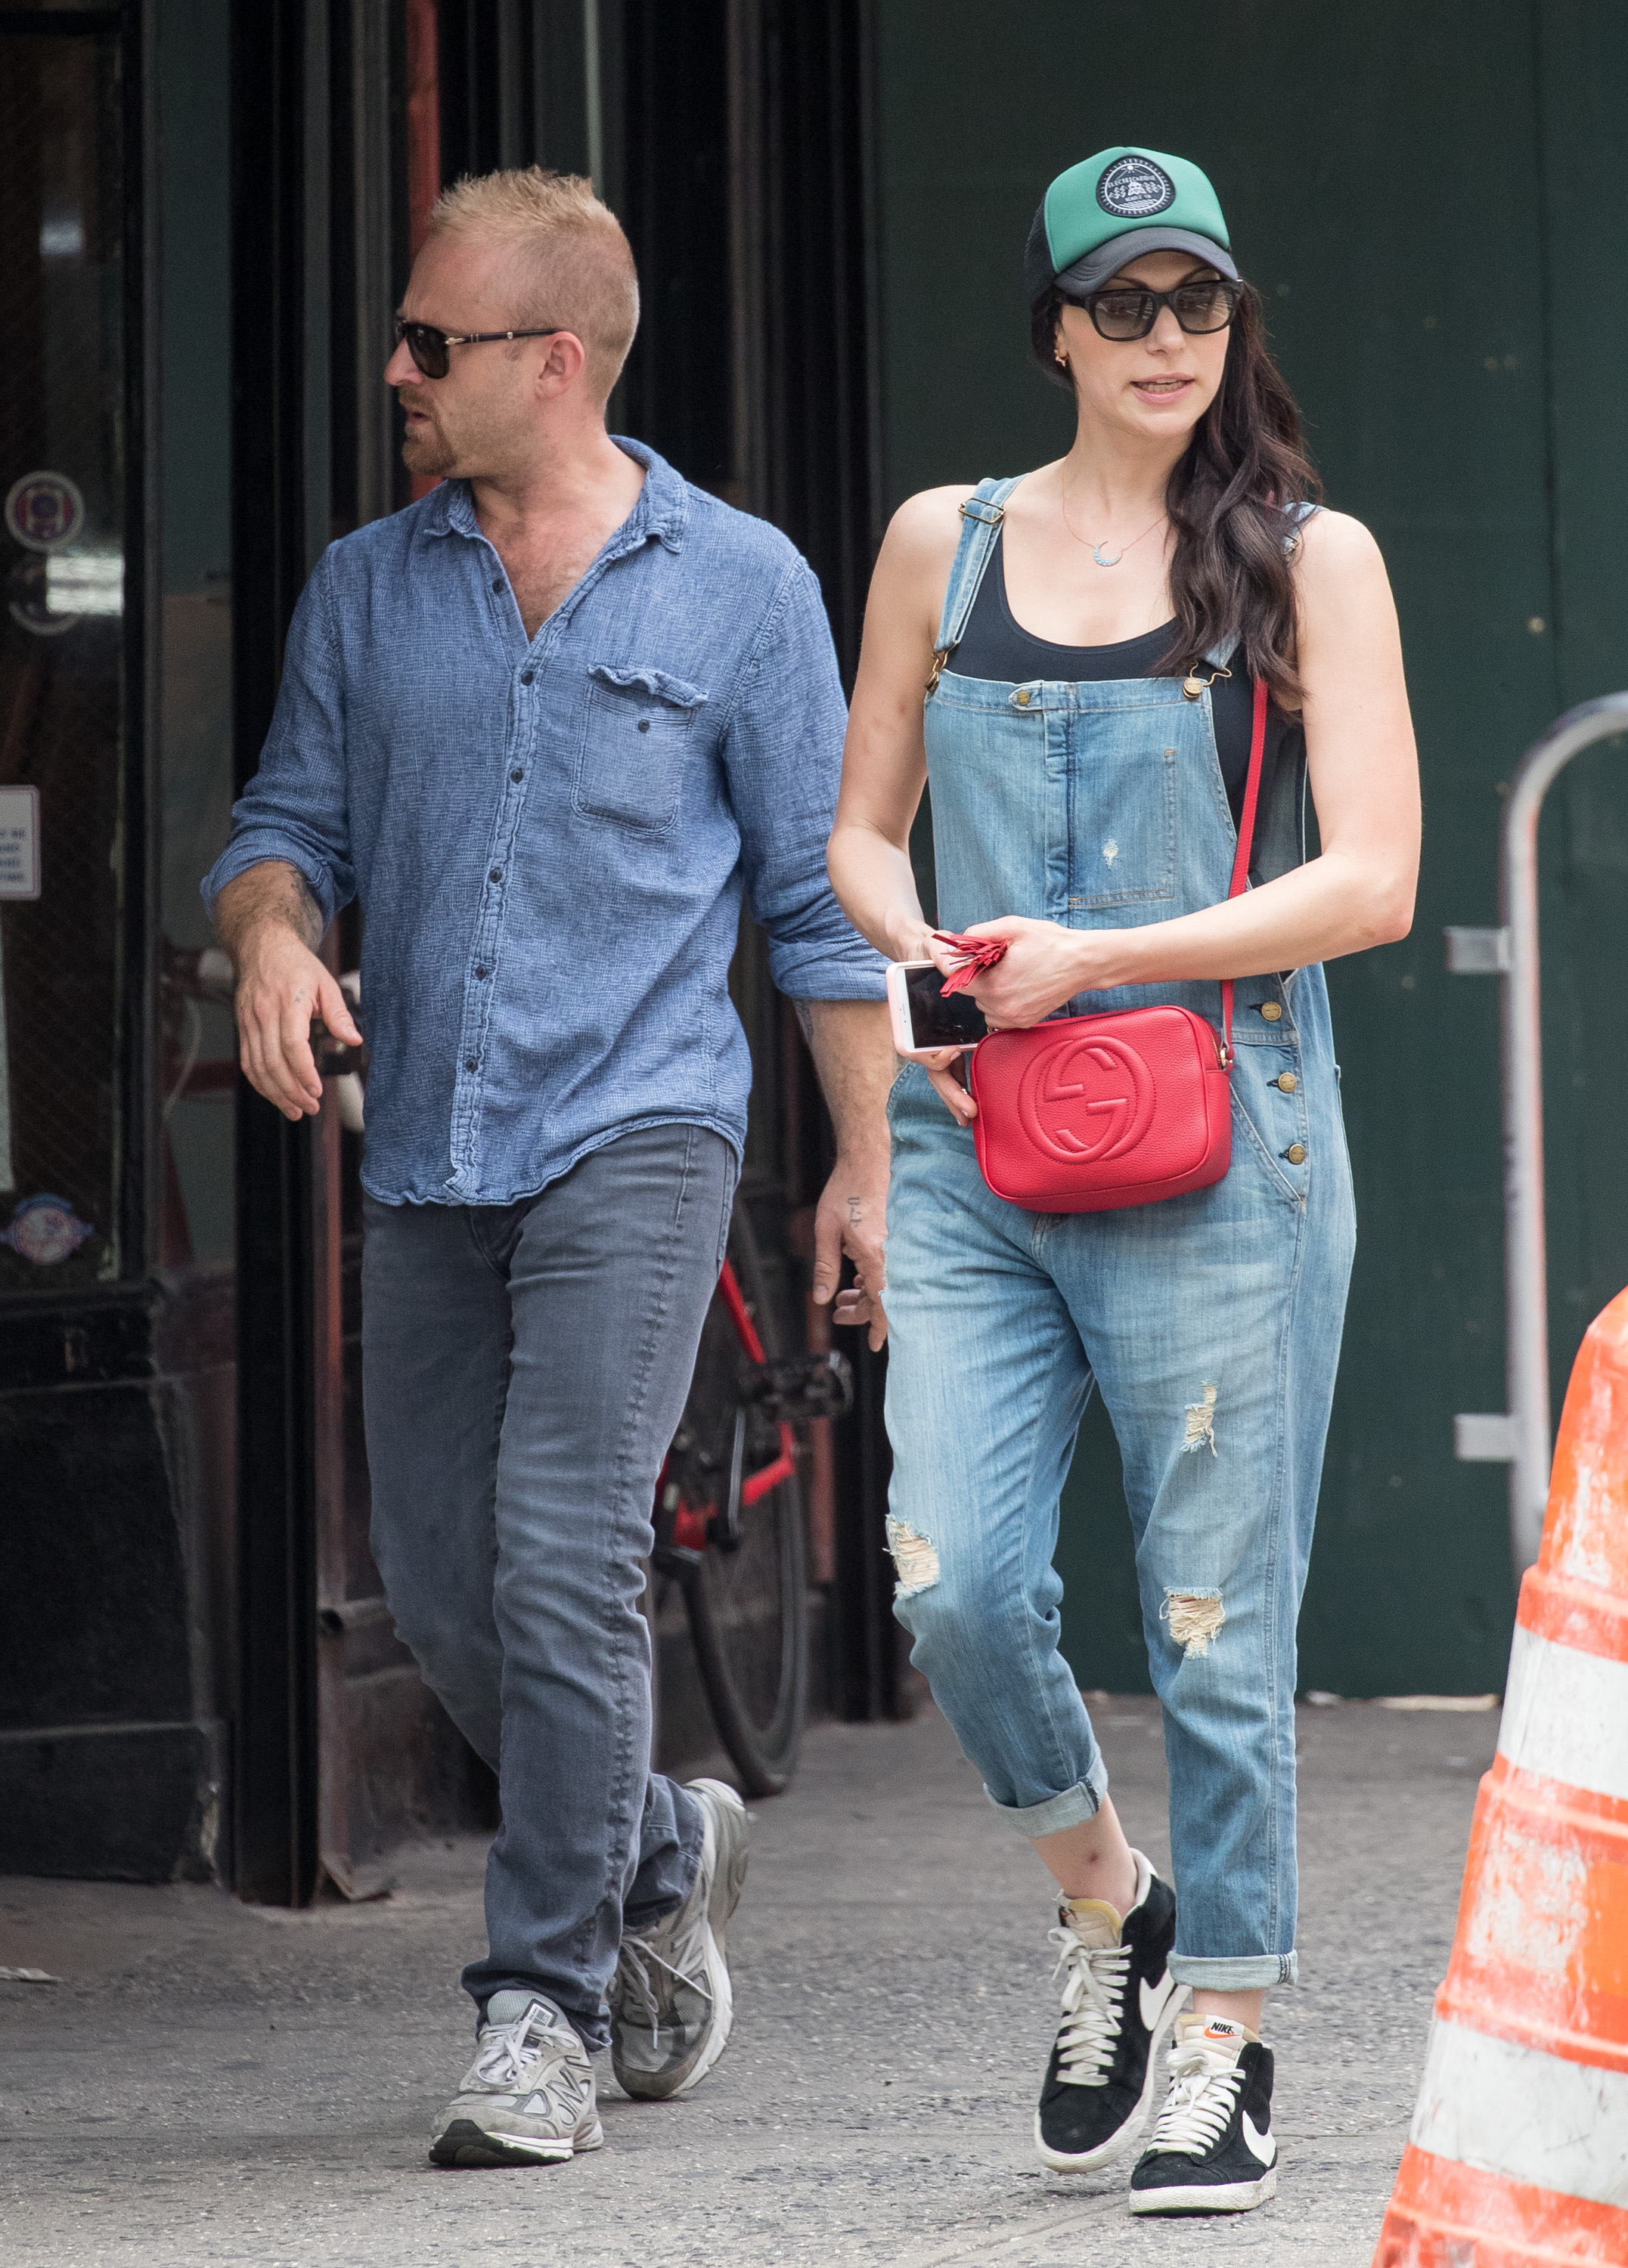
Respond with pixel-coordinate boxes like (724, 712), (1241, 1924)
(1447, 690), (1628, 1575)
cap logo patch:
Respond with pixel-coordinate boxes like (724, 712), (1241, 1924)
(1097, 155), (1176, 219)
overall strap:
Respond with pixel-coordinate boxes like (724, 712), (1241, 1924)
(1217, 676), (1269, 1068)
(926, 476), (1022, 695)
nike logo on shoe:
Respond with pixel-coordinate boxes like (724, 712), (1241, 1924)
(1140, 1969), (1180, 2034)
(1242, 2110), (1276, 2166)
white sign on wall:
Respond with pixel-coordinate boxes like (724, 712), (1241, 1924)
(0, 786), (40, 900)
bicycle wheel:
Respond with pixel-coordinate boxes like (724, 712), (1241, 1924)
(678, 1201), (808, 1796)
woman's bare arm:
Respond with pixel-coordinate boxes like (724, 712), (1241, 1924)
(827, 486), (971, 965)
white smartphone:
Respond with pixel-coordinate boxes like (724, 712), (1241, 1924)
(886, 960), (990, 1059)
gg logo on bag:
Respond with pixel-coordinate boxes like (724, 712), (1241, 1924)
(1017, 1030), (1156, 1163)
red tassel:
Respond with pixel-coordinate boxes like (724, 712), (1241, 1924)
(933, 930), (1009, 996)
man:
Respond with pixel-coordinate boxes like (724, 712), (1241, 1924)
(205, 167), (895, 2167)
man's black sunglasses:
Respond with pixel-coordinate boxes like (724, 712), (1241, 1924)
(393, 316), (565, 380)
(1064, 277), (1244, 342)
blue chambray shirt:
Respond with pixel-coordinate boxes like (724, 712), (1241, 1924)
(202, 441), (886, 1206)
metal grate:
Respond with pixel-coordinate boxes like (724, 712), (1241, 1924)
(0, 30), (126, 1287)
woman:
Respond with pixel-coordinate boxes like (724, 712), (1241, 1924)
(828, 147), (1418, 2217)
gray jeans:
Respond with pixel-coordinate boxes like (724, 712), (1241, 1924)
(361, 1122), (738, 2048)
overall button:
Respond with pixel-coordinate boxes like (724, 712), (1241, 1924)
(1013, 688), (1031, 706)
(1285, 1142), (1307, 1165)
(1259, 1000), (1283, 1022)
(1274, 1071), (1298, 1093)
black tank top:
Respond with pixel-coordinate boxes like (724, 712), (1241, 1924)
(945, 526), (1307, 879)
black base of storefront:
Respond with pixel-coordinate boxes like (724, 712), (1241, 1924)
(0, 1283), (231, 1881)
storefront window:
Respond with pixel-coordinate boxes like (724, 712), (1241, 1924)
(0, 26), (126, 1287)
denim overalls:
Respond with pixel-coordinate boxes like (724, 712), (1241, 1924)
(883, 478), (1357, 1991)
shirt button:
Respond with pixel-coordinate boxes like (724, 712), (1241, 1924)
(1285, 1142), (1307, 1165)
(1260, 1000), (1283, 1022)
(464, 1057), (479, 1073)
(474, 966), (489, 979)
(520, 671), (535, 685)
(510, 769), (523, 782)
(489, 867), (502, 882)
(1274, 1071), (1298, 1093)
(491, 578), (504, 593)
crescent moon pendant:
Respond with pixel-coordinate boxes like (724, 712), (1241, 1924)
(1091, 543), (1123, 567)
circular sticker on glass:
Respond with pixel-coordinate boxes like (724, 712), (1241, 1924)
(1096, 156), (1177, 220)
(2, 1194), (96, 1266)
(5, 470), (85, 552)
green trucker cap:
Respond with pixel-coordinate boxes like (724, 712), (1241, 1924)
(1023, 147), (1236, 305)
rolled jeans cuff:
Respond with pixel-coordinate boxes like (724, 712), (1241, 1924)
(985, 1771), (1107, 1839)
(1169, 1950), (1298, 1989)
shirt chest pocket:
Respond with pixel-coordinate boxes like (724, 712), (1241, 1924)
(574, 663), (709, 832)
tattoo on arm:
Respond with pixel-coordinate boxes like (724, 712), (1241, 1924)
(848, 1196), (864, 1228)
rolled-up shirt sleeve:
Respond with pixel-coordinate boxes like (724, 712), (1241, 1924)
(721, 559), (888, 1002)
(200, 552), (357, 926)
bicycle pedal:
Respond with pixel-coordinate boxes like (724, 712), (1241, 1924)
(746, 1350), (854, 1424)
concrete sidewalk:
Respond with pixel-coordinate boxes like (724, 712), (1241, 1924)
(0, 1694), (1496, 2268)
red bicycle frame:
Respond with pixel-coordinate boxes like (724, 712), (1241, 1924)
(661, 1259), (796, 1554)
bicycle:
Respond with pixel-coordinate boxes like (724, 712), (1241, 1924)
(653, 1198), (851, 1796)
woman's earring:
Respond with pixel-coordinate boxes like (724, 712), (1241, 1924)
(1055, 352), (1069, 371)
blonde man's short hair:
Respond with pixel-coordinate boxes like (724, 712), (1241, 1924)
(426, 167), (639, 402)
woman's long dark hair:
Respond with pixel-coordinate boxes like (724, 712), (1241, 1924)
(1031, 283), (1320, 708)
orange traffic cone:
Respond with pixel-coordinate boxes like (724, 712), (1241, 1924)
(1372, 1286), (1628, 2266)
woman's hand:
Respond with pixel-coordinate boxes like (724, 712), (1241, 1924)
(911, 922), (1116, 1127)
(956, 916), (1112, 1029)
(916, 1046), (977, 1126)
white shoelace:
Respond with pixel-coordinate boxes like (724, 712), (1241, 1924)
(467, 2006), (576, 2111)
(614, 1933), (715, 2034)
(1047, 1926), (1131, 2087)
(1149, 2037), (1244, 2155)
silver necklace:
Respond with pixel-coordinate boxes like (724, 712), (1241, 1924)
(1058, 467), (1168, 569)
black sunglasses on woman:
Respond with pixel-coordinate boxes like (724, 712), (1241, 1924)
(1067, 276), (1244, 341)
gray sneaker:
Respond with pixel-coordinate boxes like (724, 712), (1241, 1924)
(609, 1777), (749, 2100)
(429, 1992), (604, 2167)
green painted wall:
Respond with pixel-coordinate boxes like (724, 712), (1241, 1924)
(870, 0), (1628, 1693)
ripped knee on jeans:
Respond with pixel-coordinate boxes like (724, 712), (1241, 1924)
(1182, 1383), (1219, 1455)
(1163, 1589), (1225, 1657)
(886, 1517), (940, 1600)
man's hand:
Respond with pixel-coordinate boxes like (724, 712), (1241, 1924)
(814, 1150), (890, 1352)
(797, 997), (897, 1352)
(215, 862), (361, 1122)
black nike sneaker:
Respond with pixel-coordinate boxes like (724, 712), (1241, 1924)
(1128, 2012), (1278, 2214)
(1034, 1849), (1186, 2172)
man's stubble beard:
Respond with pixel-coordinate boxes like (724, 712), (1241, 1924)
(401, 426), (457, 479)
(398, 391), (526, 485)
(400, 417), (459, 480)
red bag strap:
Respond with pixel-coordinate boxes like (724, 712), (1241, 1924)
(1217, 676), (1270, 1069)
